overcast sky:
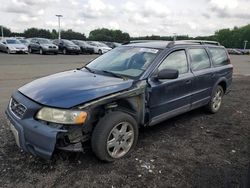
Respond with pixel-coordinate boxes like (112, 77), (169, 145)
(0, 0), (249, 37)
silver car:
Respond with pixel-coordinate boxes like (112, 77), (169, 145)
(0, 38), (28, 54)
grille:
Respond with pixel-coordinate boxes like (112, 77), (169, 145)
(9, 98), (27, 118)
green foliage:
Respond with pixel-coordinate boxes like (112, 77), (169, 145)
(24, 28), (51, 38)
(1, 24), (249, 48)
(0, 26), (12, 37)
(89, 28), (130, 43)
(61, 29), (86, 40)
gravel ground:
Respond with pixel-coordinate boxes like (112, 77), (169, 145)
(0, 54), (249, 187)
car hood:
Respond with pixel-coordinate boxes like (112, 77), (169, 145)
(19, 70), (133, 108)
(8, 44), (26, 48)
(100, 47), (112, 50)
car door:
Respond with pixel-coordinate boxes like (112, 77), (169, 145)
(188, 47), (215, 109)
(30, 39), (38, 51)
(148, 49), (194, 125)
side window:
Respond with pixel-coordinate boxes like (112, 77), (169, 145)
(208, 47), (229, 66)
(189, 48), (210, 71)
(158, 50), (188, 74)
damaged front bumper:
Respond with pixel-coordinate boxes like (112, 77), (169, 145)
(5, 91), (85, 160)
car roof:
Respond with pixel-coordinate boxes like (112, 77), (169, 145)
(124, 40), (222, 49)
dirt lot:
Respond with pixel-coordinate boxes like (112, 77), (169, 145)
(0, 54), (249, 187)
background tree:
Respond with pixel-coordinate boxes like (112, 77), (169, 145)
(0, 26), (12, 37)
(60, 29), (86, 40)
(89, 28), (130, 43)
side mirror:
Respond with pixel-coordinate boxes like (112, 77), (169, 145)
(155, 69), (179, 80)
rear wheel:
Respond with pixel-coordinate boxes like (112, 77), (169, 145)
(91, 111), (138, 162)
(206, 85), (224, 113)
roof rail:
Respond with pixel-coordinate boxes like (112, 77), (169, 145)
(180, 40), (220, 46)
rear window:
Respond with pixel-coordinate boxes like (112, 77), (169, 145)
(208, 47), (230, 66)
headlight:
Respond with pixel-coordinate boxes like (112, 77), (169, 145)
(9, 46), (16, 50)
(36, 107), (87, 125)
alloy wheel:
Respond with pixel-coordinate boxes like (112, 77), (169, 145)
(106, 122), (134, 158)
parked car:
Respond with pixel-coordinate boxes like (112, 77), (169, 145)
(18, 38), (30, 47)
(237, 49), (250, 55)
(227, 48), (242, 55)
(0, 38), (28, 54)
(5, 40), (233, 162)
(53, 39), (81, 55)
(87, 41), (112, 54)
(71, 40), (94, 54)
(102, 41), (121, 49)
(28, 38), (58, 55)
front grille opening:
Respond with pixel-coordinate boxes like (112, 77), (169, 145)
(9, 98), (27, 118)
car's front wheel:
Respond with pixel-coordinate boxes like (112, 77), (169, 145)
(63, 48), (67, 55)
(39, 48), (44, 55)
(98, 49), (102, 55)
(91, 111), (138, 162)
(206, 85), (224, 113)
(28, 47), (32, 53)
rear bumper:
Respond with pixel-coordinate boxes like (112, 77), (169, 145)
(5, 91), (66, 160)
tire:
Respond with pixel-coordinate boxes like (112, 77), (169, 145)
(28, 47), (32, 53)
(206, 85), (224, 113)
(91, 111), (138, 162)
(39, 48), (44, 55)
(98, 49), (102, 55)
(6, 48), (10, 54)
(63, 48), (67, 55)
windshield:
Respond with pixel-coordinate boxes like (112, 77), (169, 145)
(85, 46), (160, 78)
(20, 39), (28, 43)
(6, 39), (21, 44)
(38, 39), (52, 44)
(63, 40), (75, 45)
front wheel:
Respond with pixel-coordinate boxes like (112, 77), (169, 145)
(28, 47), (32, 53)
(39, 48), (44, 55)
(206, 85), (224, 113)
(91, 111), (138, 162)
(98, 49), (102, 55)
(63, 48), (67, 55)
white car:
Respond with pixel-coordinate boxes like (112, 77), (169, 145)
(87, 41), (112, 54)
(0, 38), (28, 54)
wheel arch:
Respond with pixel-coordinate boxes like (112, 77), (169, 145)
(214, 78), (228, 93)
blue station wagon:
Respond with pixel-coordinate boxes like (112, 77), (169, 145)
(6, 40), (233, 161)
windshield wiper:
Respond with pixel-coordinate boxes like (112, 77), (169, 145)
(84, 66), (95, 73)
(101, 70), (126, 80)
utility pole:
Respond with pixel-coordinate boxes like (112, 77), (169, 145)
(1, 26), (3, 39)
(55, 15), (63, 40)
(173, 33), (177, 41)
(244, 40), (248, 50)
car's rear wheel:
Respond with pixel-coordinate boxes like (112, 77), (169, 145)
(206, 85), (224, 113)
(91, 111), (138, 162)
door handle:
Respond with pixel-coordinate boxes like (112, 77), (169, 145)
(185, 80), (191, 84)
